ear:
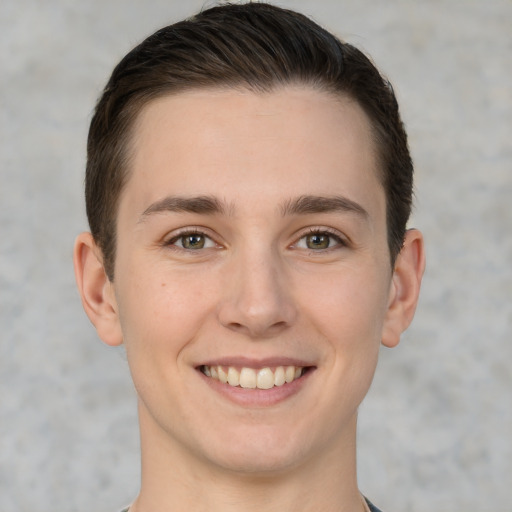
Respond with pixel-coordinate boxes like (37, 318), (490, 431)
(73, 232), (123, 346)
(381, 229), (425, 348)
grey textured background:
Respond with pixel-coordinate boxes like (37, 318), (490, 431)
(1, 1), (511, 511)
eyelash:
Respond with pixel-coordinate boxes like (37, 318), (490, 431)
(163, 227), (347, 252)
(164, 228), (218, 251)
(294, 228), (347, 251)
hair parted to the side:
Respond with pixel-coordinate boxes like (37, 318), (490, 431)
(86, 1), (413, 280)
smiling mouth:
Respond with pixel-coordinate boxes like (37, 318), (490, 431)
(200, 365), (308, 390)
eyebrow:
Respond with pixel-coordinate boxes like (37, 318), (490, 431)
(139, 195), (228, 221)
(280, 195), (369, 218)
(138, 193), (368, 222)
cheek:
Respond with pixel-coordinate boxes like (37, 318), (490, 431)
(115, 260), (219, 353)
(299, 266), (390, 351)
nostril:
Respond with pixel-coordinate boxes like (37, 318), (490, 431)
(224, 319), (289, 338)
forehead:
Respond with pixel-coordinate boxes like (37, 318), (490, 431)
(122, 86), (384, 220)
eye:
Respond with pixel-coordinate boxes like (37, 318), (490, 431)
(295, 230), (344, 250)
(168, 232), (216, 250)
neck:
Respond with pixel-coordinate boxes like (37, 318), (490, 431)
(131, 404), (364, 512)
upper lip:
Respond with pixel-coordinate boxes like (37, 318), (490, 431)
(197, 356), (315, 369)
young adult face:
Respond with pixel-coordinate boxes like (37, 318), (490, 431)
(75, 86), (424, 476)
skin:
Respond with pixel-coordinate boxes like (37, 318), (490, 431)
(74, 86), (425, 512)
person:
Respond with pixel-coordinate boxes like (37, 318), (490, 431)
(73, 3), (425, 511)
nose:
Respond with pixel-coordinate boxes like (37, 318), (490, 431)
(217, 247), (297, 339)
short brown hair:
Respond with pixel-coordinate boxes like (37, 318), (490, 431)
(86, 2), (413, 280)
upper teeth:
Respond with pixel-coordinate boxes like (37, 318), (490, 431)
(202, 365), (304, 389)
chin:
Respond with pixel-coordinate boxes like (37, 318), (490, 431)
(197, 426), (312, 476)
(213, 450), (304, 477)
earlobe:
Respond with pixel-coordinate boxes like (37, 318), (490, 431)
(73, 232), (123, 346)
(381, 229), (425, 348)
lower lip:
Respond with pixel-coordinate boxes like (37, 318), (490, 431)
(198, 368), (314, 407)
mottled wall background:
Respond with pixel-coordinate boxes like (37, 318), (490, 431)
(1, 1), (510, 511)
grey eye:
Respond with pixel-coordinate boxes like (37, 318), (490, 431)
(181, 234), (206, 249)
(305, 233), (331, 249)
(296, 231), (343, 250)
(171, 232), (216, 250)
